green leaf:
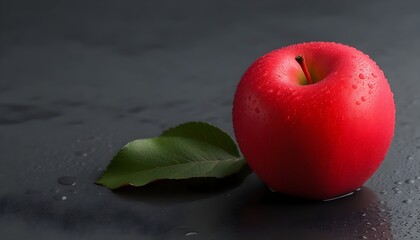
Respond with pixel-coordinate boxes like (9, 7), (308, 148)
(96, 122), (246, 189)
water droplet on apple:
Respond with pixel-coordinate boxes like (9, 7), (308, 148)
(352, 85), (357, 89)
(361, 96), (367, 102)
(268, 89), (274, 93)
(356, 101), (361, 105)
(372, 73), (377, 78)
(369, 90), (373, 94)
(255, 107), (260, 114)
(359, 73), (365, 79)
(368, 83), (374, 89)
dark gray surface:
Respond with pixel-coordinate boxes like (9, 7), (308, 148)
(1, 0), (419, 239)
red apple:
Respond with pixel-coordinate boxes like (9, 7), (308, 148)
(232, 42), (395, 200)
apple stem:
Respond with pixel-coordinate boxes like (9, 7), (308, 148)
(295, 55), (313, 84)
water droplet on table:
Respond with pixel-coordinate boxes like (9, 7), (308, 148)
(185, 232), (198, 237)
(58, 176), (77, 186)
(405, 179), (415, 184)
(403, 199), (412, 204)
(392, 187), (402, 194)
(50, 187), (60, 193)
(394, 181), (403, 185)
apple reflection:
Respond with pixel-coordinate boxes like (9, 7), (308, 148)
(236, 183), (392, 240)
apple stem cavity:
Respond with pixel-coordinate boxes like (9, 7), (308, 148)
(295, 55), (313, 85)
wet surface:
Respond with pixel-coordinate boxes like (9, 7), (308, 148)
(1, 0), (420, 239)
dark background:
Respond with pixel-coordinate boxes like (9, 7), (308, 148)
(1, 0), (419, 239)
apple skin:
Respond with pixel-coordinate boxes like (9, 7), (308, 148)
(233, 42), (395, 200)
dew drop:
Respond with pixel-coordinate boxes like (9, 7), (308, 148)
(185, 232), (198, 237)
(403, 199), (412, 204)
(352, 85), (357, 89)
(406, 155), (413, 160)
(372, 73), (377, 78)
(268, 89), (274, 93)
(61, 196), (67, 201)
(394, 181), (403, 185)
(359, 73), (366, 79)
(356, 101), (361, 105)
(361, 96), (367, 102)
(368, 83), (374, 89)
(369, 90), (373, 94)
(58, 176), (77, 186)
